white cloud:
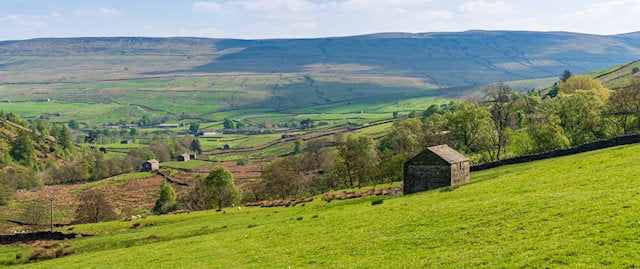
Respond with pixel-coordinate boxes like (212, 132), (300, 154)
(77, 7), (122, 17)
(458, 0), (515, 15)
(193, 2), (223, 13)
(559, 0), (640, 34)
(95, 7), (122, 16)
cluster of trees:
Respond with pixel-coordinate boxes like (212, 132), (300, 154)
(247, 74), (640, 201)
(383, 74), (638, 163)
(248, 135), (405, 201)
(223, 118), (246, 129)
(0, 113), (75, 205)
(150, 166), (242, 215)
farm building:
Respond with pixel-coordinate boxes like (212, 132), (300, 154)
(177, 154), (191, 162)
(142, 159), (160, 171)
(403, 145), (470, 195)
(189, 153), (197, 160)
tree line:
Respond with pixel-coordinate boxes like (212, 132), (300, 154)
(244, 73), (640, 202)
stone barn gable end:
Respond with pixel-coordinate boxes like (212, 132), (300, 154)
(177, 154), (190, 162)
(403, 145), (470, 195)
(142, 159), (160, 172)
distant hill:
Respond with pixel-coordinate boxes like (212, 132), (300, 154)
(2, 31), (640, 126)
(1, 31), (640, 87)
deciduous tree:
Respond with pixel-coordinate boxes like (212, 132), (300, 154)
(204, 166), (241, 210)
(74, 190), (116, 224)
(153, 181), (177, 215)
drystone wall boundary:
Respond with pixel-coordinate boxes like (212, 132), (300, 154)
(471, 134), (640, 171)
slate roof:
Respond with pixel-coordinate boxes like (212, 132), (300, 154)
(427, 145), (469, 164)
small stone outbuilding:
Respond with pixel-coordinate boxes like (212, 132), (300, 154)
(403, 145), (470, 195)
(142, 159), (160, 172)
(177, 154), (191, 162)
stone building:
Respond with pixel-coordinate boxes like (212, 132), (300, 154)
(142, 159), (160, 171)
(403, 145), (470, 195)
(177, 154), (191, 162)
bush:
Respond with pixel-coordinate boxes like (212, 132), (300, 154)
(236, 157), (249, 166)
(371, 198), (384, 205)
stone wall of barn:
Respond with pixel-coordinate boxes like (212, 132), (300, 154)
(403, 165), (451, 195)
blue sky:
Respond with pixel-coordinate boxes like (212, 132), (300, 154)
(0, 0), (638, 41)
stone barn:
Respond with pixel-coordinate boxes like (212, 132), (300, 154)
(177, 154), (191, 162)
(142, 159), (159, 172)
(403, 145), (470, 195)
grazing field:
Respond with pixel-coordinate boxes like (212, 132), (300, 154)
(4, 143), (640, 268)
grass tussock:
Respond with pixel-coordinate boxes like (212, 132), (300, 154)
(26, 242), (74, 261)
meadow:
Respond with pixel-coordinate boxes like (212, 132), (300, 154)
(2, 143), (639, 268)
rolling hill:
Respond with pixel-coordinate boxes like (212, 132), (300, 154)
(3, 142), (639, 267)
(1, 31), (640, 120)
(2, 31), (640, 86)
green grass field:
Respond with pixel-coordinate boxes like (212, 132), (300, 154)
(3, 143), (640, 267)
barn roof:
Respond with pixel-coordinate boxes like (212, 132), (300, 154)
(427, 145), (469, 164)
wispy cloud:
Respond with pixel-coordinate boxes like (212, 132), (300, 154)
(0, 14), (48, 29)
(77, 6), (122, 17)
(559, 0), (640, 34)
(458, 0), (515, 15)
(192, 2), (222, 13)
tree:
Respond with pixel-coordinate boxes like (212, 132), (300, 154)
(10, 130), (35, 167)
(223, 118), (235, 129)
(74, 190), (116, 224)
(422, 104), (443, 118)
(68, 119), (80, 129)
(552, 90), (605, 144)
(180, 176), (210, 211)
(189, 122), (200, 134)
(608, 80), (640, 134)
(138, 115), (152, 127)
(293, 138), (303, 155)
(559, 69), (573, 83)
(632, 66), (640, 74)
(486, 82), (517, 160)
(58, 125), (73, 152)
(336, 135), (378, 188)
(446, 101), (493, 151)
(204, 166), (241, 210)
(19, 200), (49, 226)
(153, 181), (178, 215)
(559, 75), (610, 102)
(299, 119), (314, 129)
(302, 139), (328, 172)
(378, 118), (425, 157)
(260, 157), (301, 200)
(190, 138), (202, 154)
(84, 130), (98, 143)
(527, 113), (570, 152)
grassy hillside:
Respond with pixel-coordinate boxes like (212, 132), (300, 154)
(593, 60), (640, 89)
(4, 143), (640, 268)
